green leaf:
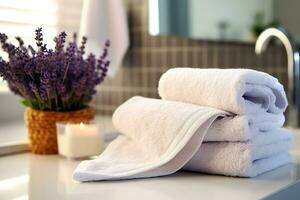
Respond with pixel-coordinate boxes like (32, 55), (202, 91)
(20, 99), (40, 109)
(21, 99), (32, 108)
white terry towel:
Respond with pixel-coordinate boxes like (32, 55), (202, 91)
(184, 128), (292, 177)
(205, 113), (285, 142)
(73, 96), (227, 181)
(158, 68), (288, 115)
(73, 97), (291, 181)
(80, 0), (129, 76)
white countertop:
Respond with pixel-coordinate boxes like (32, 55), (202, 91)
(0, 127), (300, 200)
(0, 153), (299, 200)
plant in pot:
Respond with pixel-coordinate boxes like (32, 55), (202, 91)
(0, 28), (110, 154)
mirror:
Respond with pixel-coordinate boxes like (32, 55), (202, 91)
(148, 0), (300, 43)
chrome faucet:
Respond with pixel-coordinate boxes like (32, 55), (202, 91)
(255, 27), (300, 127)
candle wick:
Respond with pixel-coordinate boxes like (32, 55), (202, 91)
(80, 122), (85, 129)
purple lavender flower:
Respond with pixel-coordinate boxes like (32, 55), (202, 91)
(0, 28), (110, 111)
(79, 36), (87, 55)
(35, 27), (47, 52)
(54, 32), (67, 53)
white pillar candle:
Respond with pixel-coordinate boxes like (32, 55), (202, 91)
(57, 123), (103, 159)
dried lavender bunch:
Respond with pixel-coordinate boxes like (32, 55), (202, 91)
(0, 28), (110, 111)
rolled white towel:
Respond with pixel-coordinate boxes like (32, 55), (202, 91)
(205, 113), (285, 142)
(184, 129), (292, 177)
(158, 68), (288, 115)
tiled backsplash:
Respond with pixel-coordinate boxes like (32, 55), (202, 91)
(95, 0), (287, 114)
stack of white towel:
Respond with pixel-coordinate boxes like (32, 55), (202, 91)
(73, 68), (292, 182)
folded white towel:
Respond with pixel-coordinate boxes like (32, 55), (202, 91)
(185, 152), (291, 177)
(184, 129), (292, 177)
(73, 97), (226, 181)
(73, 97), (290, 181)
(158, 68), (288, 115)
(205, 113), (285, 142)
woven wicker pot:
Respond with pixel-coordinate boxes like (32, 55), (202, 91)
(25, 107), (96, 154)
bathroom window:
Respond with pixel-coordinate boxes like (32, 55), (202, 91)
(0, 0), (83, 46)
(0, 0), (83, 92)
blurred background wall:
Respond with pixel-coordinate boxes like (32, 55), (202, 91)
(96, 0), (287, 114)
